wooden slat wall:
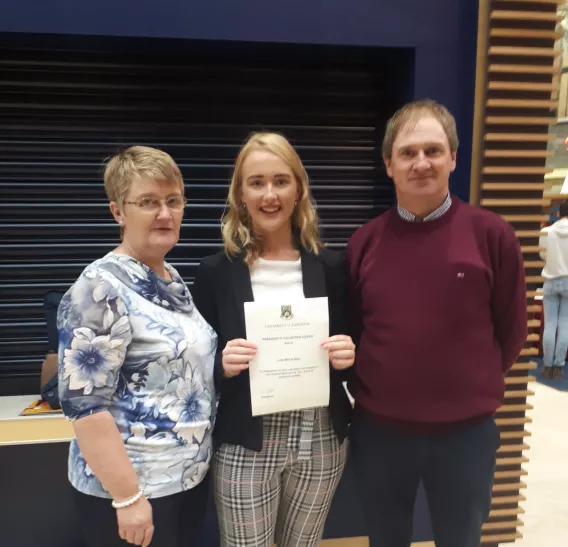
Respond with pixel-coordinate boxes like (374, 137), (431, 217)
(471, 0), (563, 544)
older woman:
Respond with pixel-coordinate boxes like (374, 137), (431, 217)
(193, 133), (355, 547)
(57, 146), (217, 547)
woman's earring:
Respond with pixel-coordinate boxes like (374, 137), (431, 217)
(294, 201), (298, 207)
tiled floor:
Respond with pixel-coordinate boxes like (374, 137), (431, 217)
(515, 381), (568, 547)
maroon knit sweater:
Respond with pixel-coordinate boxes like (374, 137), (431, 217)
(346, 197), (527, 429)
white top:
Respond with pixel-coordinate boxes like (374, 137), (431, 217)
(540, 218), (568, 280)
(249, 257), (324, 460)
(250, 257), (304, 301)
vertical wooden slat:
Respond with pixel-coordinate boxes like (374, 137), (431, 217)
(471, 0), (491, 206)
(470, 0), (563, 544)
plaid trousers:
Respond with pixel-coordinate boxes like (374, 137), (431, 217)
(213, 408), (347, 547)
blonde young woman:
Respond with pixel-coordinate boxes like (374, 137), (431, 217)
(192, 133), (355, 547)
(57, 147), (217, 547)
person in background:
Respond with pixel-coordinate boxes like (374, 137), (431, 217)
(346, 100), (527, 547)
(192, 132), (355, 547)
(57, 146), (217, 547)
(539, 199), (568, 380)
(547, 201), (560, 225)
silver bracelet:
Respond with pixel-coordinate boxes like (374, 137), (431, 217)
(111, 489), (144, 509)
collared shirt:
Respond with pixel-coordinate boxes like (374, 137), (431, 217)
(397, 194), (452, 223)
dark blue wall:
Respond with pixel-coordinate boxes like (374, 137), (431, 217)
(1, 0), (478, 199)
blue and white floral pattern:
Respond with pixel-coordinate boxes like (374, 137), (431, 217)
(58, 252), (217, 499)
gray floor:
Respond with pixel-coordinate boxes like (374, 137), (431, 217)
(515, 381), (568, 546)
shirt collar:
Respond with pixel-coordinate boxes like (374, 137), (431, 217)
(397, 194), (452, 223)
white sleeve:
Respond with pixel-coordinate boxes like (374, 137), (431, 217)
(539, 229), (548, 261)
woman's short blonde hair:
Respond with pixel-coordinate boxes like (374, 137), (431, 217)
(103, 146), (184, 210)
(222, 132), (322, 264)
(382, 99), (459, 160)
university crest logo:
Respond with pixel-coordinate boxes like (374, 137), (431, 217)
(280, 305), (293, 320)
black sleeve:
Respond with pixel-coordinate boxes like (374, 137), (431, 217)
(326, 250), (349, 337)
(192, 260), (218, 332)
(324, 249), (353, 383)
(345, 236), (363, 348)
(192, 260), (225, 393)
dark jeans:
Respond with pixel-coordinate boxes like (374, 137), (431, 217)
(72, 475), (210, 547)
(350, 411), (499, 547)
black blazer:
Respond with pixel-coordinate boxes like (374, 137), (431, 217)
(192, 247), (352, 452)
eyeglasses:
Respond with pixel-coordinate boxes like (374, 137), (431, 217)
(124, 196), (187, 213)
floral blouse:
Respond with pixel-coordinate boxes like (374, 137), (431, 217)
(57, 252), (217, 499)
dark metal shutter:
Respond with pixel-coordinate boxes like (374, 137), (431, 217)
(0, 36), (404, 395)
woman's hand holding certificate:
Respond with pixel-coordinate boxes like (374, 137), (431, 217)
(321, 334), (356, 370)
(221, 339), (257, 378)
(221, 335), (355, 378)
(242, 297), (355, 416)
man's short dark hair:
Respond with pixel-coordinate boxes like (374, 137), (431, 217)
(560, 200), (568, 218)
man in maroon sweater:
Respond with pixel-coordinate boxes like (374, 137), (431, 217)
(346, 100), (527, 547)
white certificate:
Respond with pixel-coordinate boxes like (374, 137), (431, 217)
(244, 297), (330, 416)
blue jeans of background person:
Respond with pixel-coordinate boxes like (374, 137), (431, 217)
(543, 277), (568, 368)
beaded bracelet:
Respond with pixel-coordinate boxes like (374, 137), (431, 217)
(111, 489), (144, 509)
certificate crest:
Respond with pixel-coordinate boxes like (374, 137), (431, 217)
(280, 304), (293, 320)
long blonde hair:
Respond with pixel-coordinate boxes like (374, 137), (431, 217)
(222, 132), (322, 264)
